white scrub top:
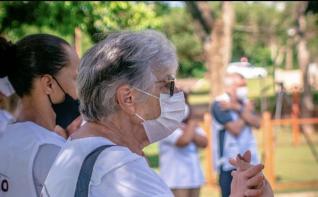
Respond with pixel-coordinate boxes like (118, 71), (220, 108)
(42, 136), (173, 197)
(0, 109), (14, 132)
(159, 126), (206, 189)
(0, 121), (65, 197)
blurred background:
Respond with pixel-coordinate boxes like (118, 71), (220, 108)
(1, 1), (318, 196)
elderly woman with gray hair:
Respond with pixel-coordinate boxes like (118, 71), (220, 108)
(42, 30), (272, 197)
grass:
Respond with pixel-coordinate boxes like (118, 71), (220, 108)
(143, 127), (318, 196)
(189, 93), (211, 105)
(266, 128), (318, 183)
(188, 77), (276, 105)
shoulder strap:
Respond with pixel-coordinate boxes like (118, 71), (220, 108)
(218, 128), (226, 171)
(74, 145), (114, 197)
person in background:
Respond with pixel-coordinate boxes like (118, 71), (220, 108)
(211, 72), (261, 197)
(0, 38), (20, 130)
(0, 90), (19, 131)
(159, 92), (208, 197)
(0, 34), (79, 196)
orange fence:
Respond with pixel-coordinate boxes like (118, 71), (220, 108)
(261, 111), (318, 190)
(202, 111), (318, 190)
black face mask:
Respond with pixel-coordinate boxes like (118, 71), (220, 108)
(48, 77), (80, 129)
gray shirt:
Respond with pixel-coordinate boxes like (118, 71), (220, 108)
(33, 144), (61, 196)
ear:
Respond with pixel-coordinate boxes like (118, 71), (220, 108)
(116, 84), (136, 115)
(40, 74), (54, 95)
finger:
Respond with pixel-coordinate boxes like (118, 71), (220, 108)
(236, 156), (251, 171)
(244, 164), (264, 178)
(244, 188), (263, 197)
(229, 158), (238, 167)
(247, 173), (264, 188)
(242, 150), (251, 163)
(231, 170), (237, 177)
(255, 179), (265, 189)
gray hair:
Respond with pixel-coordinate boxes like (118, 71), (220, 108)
(77, 30), (178, 121)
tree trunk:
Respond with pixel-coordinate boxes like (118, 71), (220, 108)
(206, 19), (225, 98)
(285, 38), (294, 70)
(74, 27), (82, 56)
(208, 2), (234, 98)
(295, 2), (314, 133)
(185, 2), (234, 99)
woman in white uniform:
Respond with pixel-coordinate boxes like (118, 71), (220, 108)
(0, 92), (17, 132)
(159, 93), (208, 197)
(0, 38), (20, 131)
(0, 34), (79, 197)
(42, 30), (271, 197)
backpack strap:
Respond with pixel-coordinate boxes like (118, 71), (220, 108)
(74, 145), (114, 197)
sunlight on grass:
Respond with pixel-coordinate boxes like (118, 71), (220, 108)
(187, 77), (275, 106)
(189, 94), (211, 105)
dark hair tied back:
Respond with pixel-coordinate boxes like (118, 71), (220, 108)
(0, 37), (16, 78)
(0, 34), (70, 97)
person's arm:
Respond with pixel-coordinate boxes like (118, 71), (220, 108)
(224, 119), (246, 136)
(240, 101), (261, 129)
(212, 102), (246, 136)
(175, 121), (195, 147)
(175, 121), (208, 148)
(192, 127), (208, 148)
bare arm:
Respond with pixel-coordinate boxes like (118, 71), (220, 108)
(240, 101), (261, 129)
(224, 119), (246, 136)
(193, 128), (208, 148)
(219, 100), (260, 130)
(175, 122), (195, 147)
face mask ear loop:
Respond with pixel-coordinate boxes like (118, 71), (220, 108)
(135, 113), (146, 122)
(52, 76), (66, 94)
(133, 87), (159, 100)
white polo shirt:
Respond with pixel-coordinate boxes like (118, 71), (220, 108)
(0, 121), (65, 197)
(42, 136), (173, 197)
(159, 126), (205, 189)
(0, 109), (14, 132)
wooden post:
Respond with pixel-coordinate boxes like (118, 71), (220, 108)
(262, 112), (275, 188)
(202, 112), (217, 185)
(74, 27), (81, 56)
(291, 114), (300, 146)
(291, 88), (300, 146)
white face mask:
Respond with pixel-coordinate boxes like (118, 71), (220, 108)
(183, 104), (190, 121)
(236, 86), (248, 101)
(134, 88), (186, 144)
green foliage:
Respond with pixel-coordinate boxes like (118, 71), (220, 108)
(1, 2), (318, 78)
(232, 2), (289, 67)
(0, 2), (161, 42)
(159, 7), (206, 78)
(85, 2), (162, 41)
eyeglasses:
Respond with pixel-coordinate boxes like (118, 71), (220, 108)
(155, 75), (176, 96)
(167, 75), (175, 96)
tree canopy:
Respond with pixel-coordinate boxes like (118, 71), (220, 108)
(1, 1), (318, 78)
